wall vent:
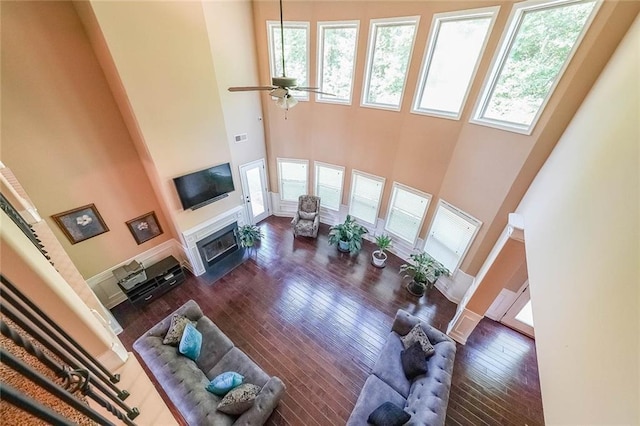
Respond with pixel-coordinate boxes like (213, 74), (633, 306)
(234, 133), (248, 143)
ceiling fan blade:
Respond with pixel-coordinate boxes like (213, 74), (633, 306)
(228, 86), (276, 92)
(295, 88), (336, 96)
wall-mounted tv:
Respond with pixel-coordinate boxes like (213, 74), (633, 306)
(173, 163), (235, 210)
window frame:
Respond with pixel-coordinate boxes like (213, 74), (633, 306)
(411, 6), (499, 120)
(470, 0), (601, 135)
(316, 20), (360, 105)
(348, 170), (386, 226)
(267, 20), (311, 101)
(423, 199), (482, 274)
(361, 16), (420, 112)
(276, 157), (309, 202)
(384, 182), (432, 245)
(314, 161), (345, 211)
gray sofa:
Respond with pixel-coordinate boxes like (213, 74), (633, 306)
(133, 300), (285, 425)
(346, 309), (456, 426)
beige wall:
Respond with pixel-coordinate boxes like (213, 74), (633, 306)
(1, 1), (172, 277)
(517, 15), (639, 424)
(203, 1), (268, 174)
(89, 1), (241, 234)
(253, 0), (639, 276)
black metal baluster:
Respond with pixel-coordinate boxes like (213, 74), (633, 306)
(0, 307), (139, 420)
(0, 321), (140, 422)
(1, 276), (124, 387)
(0, 350), (120, 426)
(0, 381), (76, 426)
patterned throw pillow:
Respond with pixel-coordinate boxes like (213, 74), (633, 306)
(163, 314), (196, 346)
(400, 323), (435, 357)
(217, 383), (261, 415)
(206, 372), (244, 396)
(178, 323), (202, 361)
(367, 402), (411, 426)
(400, 341), (428, 380)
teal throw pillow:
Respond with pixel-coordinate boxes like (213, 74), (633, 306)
(206, 372), (244, 396)
(178, 323), (202, 361)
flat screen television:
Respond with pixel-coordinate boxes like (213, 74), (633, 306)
(173, 163), (235, 210)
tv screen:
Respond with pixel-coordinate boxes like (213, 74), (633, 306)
(173, 163), (235, 210)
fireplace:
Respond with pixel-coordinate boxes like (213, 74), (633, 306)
(195, 221), (245, 281)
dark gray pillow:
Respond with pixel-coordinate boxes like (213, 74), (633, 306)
(367, 402), (410, 426)
(401, 341), (428, 380)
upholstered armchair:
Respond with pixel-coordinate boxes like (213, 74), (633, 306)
(291, 195), (321, 238)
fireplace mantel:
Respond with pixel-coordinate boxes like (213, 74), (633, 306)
(182, 205), (246, 276)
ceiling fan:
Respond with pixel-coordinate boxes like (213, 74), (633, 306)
(228, 0), (333, 113)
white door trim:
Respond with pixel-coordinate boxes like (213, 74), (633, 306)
(239, 158), (270, 225)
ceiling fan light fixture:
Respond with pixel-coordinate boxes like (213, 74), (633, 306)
(276, 94), (298, 110)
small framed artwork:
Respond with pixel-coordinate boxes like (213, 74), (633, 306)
(52, 204), (109, 244)
(126, 211), (163, 245)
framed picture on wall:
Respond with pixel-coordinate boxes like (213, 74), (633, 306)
(52, 204), (110, 244)
(126, 211), (163, 245)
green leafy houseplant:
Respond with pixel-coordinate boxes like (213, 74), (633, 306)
(399, 252), (450, 296)
(328, 215), (368, 254)
(236, 224), (263, 248)
(372, 234), (392, 268)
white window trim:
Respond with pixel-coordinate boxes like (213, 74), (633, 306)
(316, 20), (360, 106)
(314, 161), (345, 211)
(267, 20), (311, 101)
(424, 199), (482, 273)
(361, 16), (420, 112)
(384, 182), (432, 245)
(276, 157), (309, 202)
(348, 169), (386, 226)
(470, 0), (601, 135)
(411, 6), (500, 120)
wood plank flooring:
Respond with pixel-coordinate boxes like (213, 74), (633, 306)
(111, 216), (544, 425)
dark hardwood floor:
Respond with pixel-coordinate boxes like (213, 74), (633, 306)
(112, 216), (544, 425)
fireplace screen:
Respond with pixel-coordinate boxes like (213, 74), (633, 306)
(202, 230), (237, 263)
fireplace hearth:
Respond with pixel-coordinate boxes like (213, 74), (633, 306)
(195, 222), (245, 282)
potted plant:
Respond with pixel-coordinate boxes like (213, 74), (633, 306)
(328, 215), (368, 254)
(399, 252), (450, 297)
(372, 234), (392, 268)
(236, 224), (263, 248)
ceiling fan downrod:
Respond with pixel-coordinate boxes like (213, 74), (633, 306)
(280, 0), (286, 78)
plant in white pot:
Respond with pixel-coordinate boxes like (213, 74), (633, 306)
(372, 234), (392, 268)
(236, 224), (263, 248)
(399, 252), (450, 297)
(328, 215), (368, 254)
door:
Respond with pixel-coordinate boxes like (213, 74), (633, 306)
(501, 284), (535, 338)
(239, 159), (270, 224)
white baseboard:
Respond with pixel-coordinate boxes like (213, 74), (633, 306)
(87, 239), (188, 309)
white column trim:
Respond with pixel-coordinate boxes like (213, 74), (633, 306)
(446, 307), (483, 345)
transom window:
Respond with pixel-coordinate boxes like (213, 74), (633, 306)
(471, 0), (599, 134)
(362, 16), (420, 111)
(413, 7), (498, 119)
(314, 162), (345, 211)
(384, 183), (432, 244)
(349, 171), (385, 225)
(424, 200), (481, 273)
(317, 21), (359, 104)
(267, 21), (310, 100)
(277, 158), (308, 202)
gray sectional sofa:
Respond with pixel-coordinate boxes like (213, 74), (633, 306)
(346, 309), (457, 426)
(133, 300), (285, 425)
